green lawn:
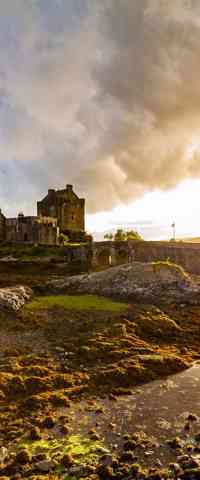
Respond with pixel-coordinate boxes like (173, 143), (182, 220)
(25, 294), (128, 312)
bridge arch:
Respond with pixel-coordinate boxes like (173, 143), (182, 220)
(116, 248), (129, 265)
(97, 248), (112, 267)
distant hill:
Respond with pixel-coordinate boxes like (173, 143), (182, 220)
(179, 237), (200, 243)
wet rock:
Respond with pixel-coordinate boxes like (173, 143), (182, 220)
(119, 451), (135, 463)
(69, 464), (96, 476)
(169, 462), (182, 474)
(167, 436), (183, 450)
(123, 440), (137, 451)
(184, 421), (191, 432)
(15, 449), (31, 465)
(96, 464), (114, 479)
(187, 413), (198, 422)
(130, 463), (141, 475)
(100, 454), (114, 466)
(35, 459), (56, 472)
(179, 468), (200, 479)
(194, 446), (200, 454)
(61, 453), (73, 468)
(29, 426), (41, 441)
(42, 415), (55, 429)
(60, 424), (70, 435)
(32, 453), (47, 462)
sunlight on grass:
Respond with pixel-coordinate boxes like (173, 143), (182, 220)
(25, 294), (128, 312)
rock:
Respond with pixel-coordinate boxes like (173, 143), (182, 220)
(195, 433), (200, 442)
(179, 456), (200, 470)
(119, 451), (135, 463)
(187, 413), (198, 422)
(29, 426), (41, 441)
(179, 468), (200, 479)
(0, 286), (32, 312)
(15, 449), (31, 465)
(100, 454), (114, 466)
(0, 447), (8, 464)
(61, 453), (73, 467)
(168, 436), (183, 449)
(130, 463), (141, 474)
(35, 459), (56, 472)
(60, 424), (70, 435)
(169, 462), (182, 474)
(96, 464), (114, 479)
(42, 415), (55, 429)
(55, 347), (65, 353)
(123, 440), (137, 451)
(42, 261), (200, 304)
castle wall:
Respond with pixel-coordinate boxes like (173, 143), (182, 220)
(37, 184), (85, 236)
(37, 217), (59, 245)
(5, 216), (59, 245)
(0, 211), (6, 241)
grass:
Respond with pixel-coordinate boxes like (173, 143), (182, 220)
(0, 242), (87, 259)
(25, 294), (128, 312)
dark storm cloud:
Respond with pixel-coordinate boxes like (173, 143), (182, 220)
(1, 0), (200, 214)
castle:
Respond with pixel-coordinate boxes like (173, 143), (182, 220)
(0, 184), (86, 245)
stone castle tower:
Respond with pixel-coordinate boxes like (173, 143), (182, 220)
(37, 184), (85, 240)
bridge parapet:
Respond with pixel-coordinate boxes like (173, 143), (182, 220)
(92, 241), (135, 268)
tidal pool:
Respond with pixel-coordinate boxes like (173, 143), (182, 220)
(66, 363), (200, 467)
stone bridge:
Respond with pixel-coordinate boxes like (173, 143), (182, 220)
(89, 240), (200, 275)
(91, 241), (135, 268)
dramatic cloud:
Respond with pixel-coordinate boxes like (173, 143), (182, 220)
(1, 0), (200, 215)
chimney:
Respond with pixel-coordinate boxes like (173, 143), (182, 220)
(66, 184), (73, 191)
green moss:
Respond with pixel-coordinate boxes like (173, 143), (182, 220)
(151, 259), (186, 275)
(25, 294), (128, 312)
(18, 434), (109, 465)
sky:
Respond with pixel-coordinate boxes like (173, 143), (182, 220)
(1, 1), (200, 240)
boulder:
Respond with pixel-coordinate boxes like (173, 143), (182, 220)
(0, 286), (32, 312)
(42, 261), (200, 304)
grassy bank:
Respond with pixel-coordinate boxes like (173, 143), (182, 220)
(0, 242), (87, 259)
(25, 294), (128, 312)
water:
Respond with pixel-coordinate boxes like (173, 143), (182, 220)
(66, 363), (200, 467)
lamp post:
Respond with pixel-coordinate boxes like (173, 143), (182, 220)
(171, 222), (176, 241)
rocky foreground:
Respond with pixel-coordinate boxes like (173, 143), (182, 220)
(41, 261), (200, 304)
(1, 262), (200, 478)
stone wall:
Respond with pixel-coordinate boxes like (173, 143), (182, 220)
(92, 240), (200, 275)
(6, 215), (59, 245)
(0, 211), (6, 241)
(37, 184), (85, 236)
(132, 241), (200, 275)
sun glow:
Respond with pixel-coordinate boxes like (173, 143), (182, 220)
(86, 179), (200, 241)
